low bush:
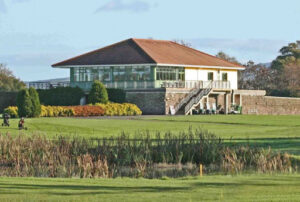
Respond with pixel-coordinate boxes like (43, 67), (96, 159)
(40, 106), (74, 117)
(94, 103), (142, 116)
(3, 106), (18, 118)
(5, 105), (104, 117)
(4, 103), (140, 117)
(68, 106), (105, 117)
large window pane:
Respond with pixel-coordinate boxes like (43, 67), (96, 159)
(156, 67), (184, 81)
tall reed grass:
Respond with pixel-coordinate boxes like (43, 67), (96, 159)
(0, 129), (296, 178)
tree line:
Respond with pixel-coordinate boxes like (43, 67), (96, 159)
(216, 41), (300, 97)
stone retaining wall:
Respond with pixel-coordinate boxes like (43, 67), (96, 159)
(125, 89), (166, 115)
(242, 96), (300, 115)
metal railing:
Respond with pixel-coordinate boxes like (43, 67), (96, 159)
(162, 80), (231, 89)
(173, 81), (213, 115)
(184, 88), (212, 115)
(105, 81), (155, 89)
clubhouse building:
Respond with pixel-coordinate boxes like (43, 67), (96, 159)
(53, 38), (300, 115)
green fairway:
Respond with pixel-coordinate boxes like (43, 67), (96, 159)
(0, 175), (299, 202)
(1, 115), (300, 138)
(1, 115), (300, 154)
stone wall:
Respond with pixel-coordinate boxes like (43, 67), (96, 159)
(242, 96), (300, 115)
(0, 92), (17, 113)
(125, 88), (300, 115)
(125, 89), (166, 115)
(165, 88), (191, 115)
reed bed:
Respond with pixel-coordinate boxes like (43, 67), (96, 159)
(0, 129), (297, 178)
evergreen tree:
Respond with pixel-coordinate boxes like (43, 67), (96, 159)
(16, 89), (33, 117)
(88, 80), (108, 104)
(28, 87), (41, 117)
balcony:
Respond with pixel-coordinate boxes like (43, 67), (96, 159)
(161, 80), (231, 89)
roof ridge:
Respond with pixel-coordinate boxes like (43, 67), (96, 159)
(170, 41), (243, 68)
(131, 38), (158, 63)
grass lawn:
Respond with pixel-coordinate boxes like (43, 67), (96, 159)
(1, 115), (300, 154)
(0, 175), (299, 202)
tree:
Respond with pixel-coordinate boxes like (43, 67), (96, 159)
(216, 51), (241, 65)
(88, 80), (108, 104)
(173, 39), (192, 48)
(238, 61), (274, 91)
(270, 41), (300, 96)
(0, 64), (25, 92)
(28, 87), (41, 117)
(16, 89), (33, 117)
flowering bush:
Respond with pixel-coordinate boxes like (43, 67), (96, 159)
(3, 106), (18, 118)
(4, 103), (141, 117)
(94, 103), (142, 116)
(68, 106), (105, 117)
(41, 106), (74, 117)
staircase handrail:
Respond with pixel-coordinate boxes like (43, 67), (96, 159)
(173, 81), (213, 114)
(184, 88), (212, 114)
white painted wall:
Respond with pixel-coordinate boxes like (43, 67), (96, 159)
(185, 68), (238, 89)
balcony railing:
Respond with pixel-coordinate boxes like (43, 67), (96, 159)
(161, 80), (231, 89)
(104, 81), (155, 89)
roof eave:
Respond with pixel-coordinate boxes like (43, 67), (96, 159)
(52, 63), (245, 70)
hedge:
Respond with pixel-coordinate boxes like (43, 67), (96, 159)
(0, 92), (17, 113)
(37, 87), (84, 106)
(107, 88), (126, 103)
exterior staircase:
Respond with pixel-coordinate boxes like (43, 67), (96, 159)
(174, 83), (213, 115)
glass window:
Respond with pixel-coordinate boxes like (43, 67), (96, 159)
(113, 66), (126, 81)
(73, 67), (93, 82)
(95, 67), (111, 81)
(208, 72), (214, 81)
(222, 73), (228, 81)
(73, 68), (80, 82)
(156, 67), (184, 81)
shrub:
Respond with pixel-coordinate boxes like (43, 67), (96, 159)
(69, 106), (105, 117)
(16, 89), (32, 117)
(28, 87), (41, 117)
(88, 80), (108, 104)
(107, 88), (126, 103)
(3, 106), (18, 118)
(37, 87), (85, 106)
(40, 106), (74, 117)
(94, 103), (142, 116)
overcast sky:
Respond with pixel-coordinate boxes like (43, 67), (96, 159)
(0, 0), (299, 81)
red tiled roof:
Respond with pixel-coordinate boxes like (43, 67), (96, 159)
(52, 38), (244, 69)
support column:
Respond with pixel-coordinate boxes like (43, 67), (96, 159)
(225, 93), (229, 114)
(240, 94), (242, 106)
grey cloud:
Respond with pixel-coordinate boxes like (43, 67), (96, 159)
(95, 0), (151, 13)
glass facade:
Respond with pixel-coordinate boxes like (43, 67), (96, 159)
(72, 65), (153, 82)
(156, 67), (185, 81)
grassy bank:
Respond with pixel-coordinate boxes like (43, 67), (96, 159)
(0, 175), (299, 201)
